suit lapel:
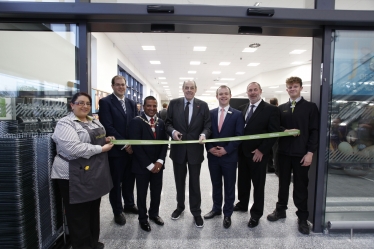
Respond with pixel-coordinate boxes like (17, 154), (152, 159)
(220, 107), (233, 132)
(242, 103), (249, 118)
(247, 100), (264, 125)
(111, 94), (127, 119)
(178, 98), (188, 130)
(189, 98), (201, 127)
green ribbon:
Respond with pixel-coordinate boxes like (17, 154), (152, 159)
(111, 130), (299, 145)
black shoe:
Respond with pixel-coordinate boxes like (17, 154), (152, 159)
(150, 216), (164, 226)
(94, 242), (104, 249)
(247, 217), (259, 228)
(194, 215), (204, 228)
(233, 203), (248, 212)
(203, 210), (222, 219)
(298, 219), (310, 235)
(223, 216), (231, 229)
(114, 213), (126, 225)
(267, 209), (286, 222)
(124, 205), (139, 214)
(139, 221), (151, 232)
(171, 209), (184, 220)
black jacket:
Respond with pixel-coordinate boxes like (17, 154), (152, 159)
(277, 97), (319, 157)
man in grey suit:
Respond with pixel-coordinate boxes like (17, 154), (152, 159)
(165, 80), (211, 228)
(158, 103), (168, 121)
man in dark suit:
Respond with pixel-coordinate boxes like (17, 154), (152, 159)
(158, 103), (168, 121)
(165, 80), (211, 228)
(204, 85), (244, 228)
(136, 103), (143, 116)
(129, 96), (168, 232)
(234, 82), (280, 228)
(267, 97), (279, 175)
(98, 75), (138, 226)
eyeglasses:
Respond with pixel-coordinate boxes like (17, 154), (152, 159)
(74, 101), (92, 106)
(114, 83), (126, 87)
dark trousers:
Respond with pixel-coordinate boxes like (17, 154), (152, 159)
(276, 154), (310, 220)
(267, 140), (279, 173)
(135, 170), (163, 222)
(108, 156), (135, 215)
(208, 161), (237, 217)
(237, 154), (268, 220)
(173, 161), (202, 216)
(57, 179), (101, 249)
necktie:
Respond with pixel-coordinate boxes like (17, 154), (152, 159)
(245, 105), (255, 123)
(218, 108), (225, 132)
(120, 99), (126, 114)
(291, 100), (296, 113)
(185, 101), (190, 126)
(150, 117), (156, 138)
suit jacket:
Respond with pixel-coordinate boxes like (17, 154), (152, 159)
(128, 114), (168, 174)
(165, 97), (211, 164)
(98, 93), (136, 157)
(240, 100), (280, 157)
(158, 108), (167, 121)
(206, 107), (244, 163)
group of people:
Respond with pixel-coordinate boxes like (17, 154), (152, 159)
(51, 75), (319, 249)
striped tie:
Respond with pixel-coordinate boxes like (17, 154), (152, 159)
(120, 100), (126, 114)
(291, 100), (296, 113)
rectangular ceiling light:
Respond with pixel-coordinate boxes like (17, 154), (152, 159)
(236, 72), (245, 75)
(158, 77), (166, 79)
(247, 63), (260, 66)
(193, 46), (207, 51)
(142, 46), (155, 50)
(220, 78), (235, 81)
(212, 71), (221, 74)
(275, 91), (283, 93)
(188, 71), (196, 74)
(150, 61), (161, 64)
(155, 70), (164, 73)
(242, 48), (257, 52)
(290, 50), (306, 54)
(190, 61), (201, 65)
(219, 62), (231, 66)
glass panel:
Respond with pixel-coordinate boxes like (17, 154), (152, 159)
(118, 66), (143, 104)
(325, 30), (374, 225)
(336, 0), (374, 11)
(90, 0), (313, 9)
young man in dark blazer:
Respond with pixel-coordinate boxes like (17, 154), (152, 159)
(204, 85), (244, 228)
(129, 96), (168, 232)
(98, 75), (138, 226)
(234, 82), (280, 228)
(267, 77), (319, 235)
(165, 80), (211, 228)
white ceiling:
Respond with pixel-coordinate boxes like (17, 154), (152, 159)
(105, 32), (312, 102)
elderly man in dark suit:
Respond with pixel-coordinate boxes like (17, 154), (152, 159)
(129, 96), (168, 232)
(204, 85), (244, 228)
(234, 82), (280, 228)
(165, 80), (211, 228)
(98, 75), (138, 226)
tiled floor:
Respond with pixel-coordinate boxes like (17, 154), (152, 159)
(98, 152), (374, 249)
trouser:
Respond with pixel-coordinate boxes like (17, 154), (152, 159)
(135, 170), (163, 222)
(173, 161), (202, 216)
(208, 161), (237, 217)
(237, 154), (268, 220)
(108, 156), (136, 215)
(276, 154), (310, 220)
(57, 179), (101, 249)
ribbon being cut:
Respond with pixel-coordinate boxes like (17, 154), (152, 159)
(111, 130), (300, 145)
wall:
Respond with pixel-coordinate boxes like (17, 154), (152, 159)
(92, 33), (162, 106)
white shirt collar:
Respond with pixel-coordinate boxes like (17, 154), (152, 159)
(144, 113), (156, 121)
(249, 98), (262, 107)
(113, 93), (126, 101)
(289, 96), (302, 103)
(218, 105), (230, 112)
(184, 97), (194, 105)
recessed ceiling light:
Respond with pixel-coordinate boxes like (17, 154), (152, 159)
(188, 71), (196, 74)
(161, 82), (168, 84)
(242, 48), (257, 52)
(220, 78), (235, 81)
(142, 46), (155, 50)
(158, 77), (166, 79)
(150, 61), (161, 64)
(275, 91), (283, 93)
(212, 71), (221, 74)
(291, 61), (303, 65)
(193, 46), (207, 51)
(290, 50), (306, 54)
(248, 63), (260, 66)
(269, 86), (279, 88)
(190, 61), (201, 65)
(236, 72), (245, 75)
(179, 77), (194, 80)
(155, 70), (164, 73)
(219, 62), (231, 66)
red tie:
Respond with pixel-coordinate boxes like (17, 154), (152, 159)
(150, 118), (156, 138)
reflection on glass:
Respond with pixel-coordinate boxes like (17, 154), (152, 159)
(325, 30), (374, 225)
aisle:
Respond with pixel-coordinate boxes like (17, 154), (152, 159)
(99, 151), (373, 249)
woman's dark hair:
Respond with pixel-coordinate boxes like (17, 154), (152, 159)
(71, 92), (92, 104)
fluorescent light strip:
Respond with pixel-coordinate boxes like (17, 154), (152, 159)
(158, 77), (166, 79)
(289, 50), (306, 54)
(190, 61), (201, 65)
(242, 48), (257, 52)
(193, 46), (207, 51)
(248, 63), (260, 66)
(219, 62), (231, 66)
